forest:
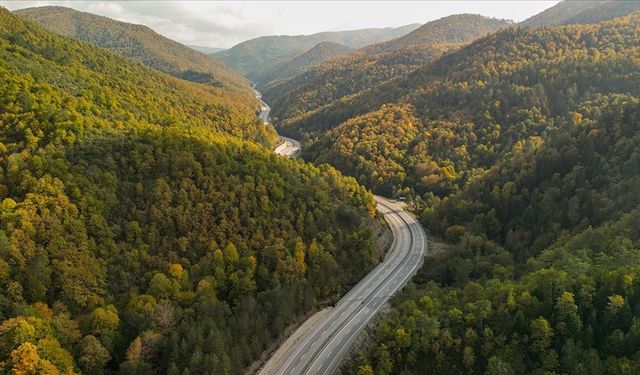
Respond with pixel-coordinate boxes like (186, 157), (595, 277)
(302, 14), (640, 197)
(349, 92), (640, 374)
(215, 23), (420, 82)
(15, 6), (253, 94)
(314, 13), (640, 375)
(4, 1), (640, 374)
(263, 14), (510, 128)
(0, 8), (385, 374)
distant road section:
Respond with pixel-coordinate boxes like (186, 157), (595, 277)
(274, 137), (302, 157)
(254, 88), (271, 124)
(265, 135), (427, 375)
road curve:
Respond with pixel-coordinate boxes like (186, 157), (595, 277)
(264, 140), (427, 375)
(254, 88), (271, 124)
(274, 136), (301, 157)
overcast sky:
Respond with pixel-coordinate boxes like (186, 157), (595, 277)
(1, 1), (560, 48)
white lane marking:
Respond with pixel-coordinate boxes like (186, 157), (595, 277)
(269, 197), (426, 375)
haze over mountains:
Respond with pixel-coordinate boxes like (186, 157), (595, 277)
(251, 41), (353, 89)
(15, 6), (250, 91)
(188, 45), (226, 54)
(3, 1), (640, 374)
(361, 13), (513, 55)
(521, 0), (640, 27)
(214, 23), (420, 82)
(263, 14), (512, 128)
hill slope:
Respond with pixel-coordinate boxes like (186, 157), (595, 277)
(264, 14), (510, 129)
(333, 14), (640, 375)
(362, 14), (512, 55)
(15, 6), (250, 91)
(0, 7), (386, 374)
(253, 41), (352, 88)
(302, 14), (640, 194)
(521, 0), (640, 27)
(214, 23), (420, 80)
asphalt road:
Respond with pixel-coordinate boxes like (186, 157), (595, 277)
(274, 136), (301, 157)
(254, 88), (271, 124)
(266, 139), (427, 375)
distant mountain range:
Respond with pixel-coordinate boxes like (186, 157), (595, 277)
(521, 0), (640, 27)
(15, 6), (249, 92)
(263, 14), (511, 127)
(252, 41), (352, 88)
(361, 13), (512, 55)
(187, 45), (226, 54)
(214, 23), (420, 81)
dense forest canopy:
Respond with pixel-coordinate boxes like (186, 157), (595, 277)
(521, 0), (640, 27)
(301, 14), (640, 197)
(0, 7), (386, 374)
(251, 41), (352, 89)
(15, 6), (253, 93)
(349, 90), (640, 375)
(1, 6), (273, 146)
(263, 14), (511, 131)
(214, 23), (420, 81)
(294, 12), (640, 375)
(4, 1), (640, 374)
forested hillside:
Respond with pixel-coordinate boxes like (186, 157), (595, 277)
(329, 14), (640, 375)
(0, 8), (386, 374)
(362, 14), (511, 55)
(303, 14), (640, 196)
(214, 23), (420, 80)
(252, 41), (352, 89)
(521, 0), (640, 27)
(263, 14), (509, 128)
(15, 6), (252, 92)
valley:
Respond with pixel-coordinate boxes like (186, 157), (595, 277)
(268, 132), (426, 375)
(1, 1), (640, 374)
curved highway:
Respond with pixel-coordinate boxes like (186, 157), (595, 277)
(265, 136), (427, 374)
(274, 136), (301, 157)
(254, 88), (271, 124)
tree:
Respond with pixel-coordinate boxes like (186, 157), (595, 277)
(485, 356), (514, 375)
(554, 292), (582, 339)
(85, 305), (120, 336)
(5, 342), (60, 375)
(148, 274), (174, 300)
(294, 240), (307, 276)
(75, 335), (110, 375)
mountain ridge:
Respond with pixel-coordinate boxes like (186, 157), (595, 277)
(521, 0), (640, 27)
(15, 5), (251, 92)
(214, 23), (420, 80)
(253, 41), (352, 88)
(263, 14), (511, 129)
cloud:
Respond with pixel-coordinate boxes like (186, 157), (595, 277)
(1, 1), (559, 48)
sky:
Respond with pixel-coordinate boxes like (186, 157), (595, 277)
(1, 1), (560, 48)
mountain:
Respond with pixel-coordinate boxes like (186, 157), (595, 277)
(253, 41), (352, 88)
(188, 45), (225, 54)
(302, 13), (640, 194)
(362, 14), (512, 55)
(214, 23), (420, 80)
(274, 14), (640, 374)
(14, 6), (249, 91)
(0, 7), (386, 374)
(521, 0), (640, 27)
(281, 1), (640, 141)
(264, 14), (510, 130)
